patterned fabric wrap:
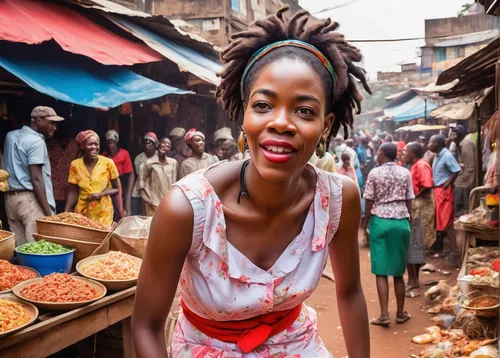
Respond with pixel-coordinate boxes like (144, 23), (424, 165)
(184, 128), (205, 144)
(76, 130), (99, 150)
(240, 40), (336, 100)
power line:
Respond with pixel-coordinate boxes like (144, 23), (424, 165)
(311, 0), (363, 15)
(347, 34), (459, 43)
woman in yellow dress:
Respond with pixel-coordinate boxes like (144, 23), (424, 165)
(65, 130), (120, 229)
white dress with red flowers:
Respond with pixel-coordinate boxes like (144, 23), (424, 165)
(171, 162), (343, 358)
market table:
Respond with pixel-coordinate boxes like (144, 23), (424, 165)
(455, 220), (499, 266)
(0, 286), (137, 358)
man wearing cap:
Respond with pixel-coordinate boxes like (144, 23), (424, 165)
(4, 106), (63, 245)
(214, 127), (234, 161)
(451, 124), (477, 217)
(221, 139), (243, 161)
(131, 133), (158, 215)
(168, 127), (191, 173)
(181, 129), (218, 178)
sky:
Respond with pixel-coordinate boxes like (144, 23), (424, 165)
(299, 0), (469, 79)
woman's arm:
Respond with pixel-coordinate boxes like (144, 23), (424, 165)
(87, 178), (120, 202)
(330, 178), (370, 358)
(64, 184), (79, 212)
(132, 187), (194, 357)
(406, 199), (412, 221)
(362, 199), (373, 230)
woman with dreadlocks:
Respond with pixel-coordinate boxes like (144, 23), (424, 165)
(132, 7), (371, 357)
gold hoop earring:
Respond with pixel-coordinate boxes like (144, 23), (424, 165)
(316, 138), (326, 158)
(238, 129), (247, 153)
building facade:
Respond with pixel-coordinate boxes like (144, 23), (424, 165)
(152, 0), (302, 47)
(421, 13), (500, 76)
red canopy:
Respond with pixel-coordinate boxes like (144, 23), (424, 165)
(0, 0), (163, 66)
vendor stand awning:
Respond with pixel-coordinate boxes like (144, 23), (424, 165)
(0, 42), (191, 109)
(0, 0), (163, 66)
(395, 124), (447, 132)
(384, 95), (438, 123)
(61, 0), (223, 85)
(430, 87), (494, 121)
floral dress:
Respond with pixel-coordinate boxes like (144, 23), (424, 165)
(67, 155), (119, 229)
(171, 163), (343, 357)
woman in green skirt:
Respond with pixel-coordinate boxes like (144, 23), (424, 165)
(363, 142), (414, 326)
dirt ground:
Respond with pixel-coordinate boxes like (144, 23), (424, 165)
(307, 238), (459, 358)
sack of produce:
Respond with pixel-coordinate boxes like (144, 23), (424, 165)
(104, 216), (151, 259)
(0, 170), (9, 192)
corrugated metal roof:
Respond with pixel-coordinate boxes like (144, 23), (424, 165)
(436, 37), (499, 98)
(0, 0), (162, 66)
(61, 0), (220, 58)
(433, 29), (499, 47)
(108, 16), (223, 86)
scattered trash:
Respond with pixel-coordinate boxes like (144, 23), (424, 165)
(422, 263), (436, 272)
(412, 333), (434, 344)
(407, 291), (421, 298)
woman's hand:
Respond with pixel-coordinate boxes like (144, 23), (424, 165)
(87, 192), (102, 202)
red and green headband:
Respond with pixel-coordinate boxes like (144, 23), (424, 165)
(240, 40), (336, 101)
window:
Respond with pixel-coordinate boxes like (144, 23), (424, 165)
(231, 0), (247, 15)
(435, 48), (446, 62)
(202, 18), (220, 31)
(231, 0), (239, 11)
(239, 0), (247, 15)
(456, 46), (465, 58)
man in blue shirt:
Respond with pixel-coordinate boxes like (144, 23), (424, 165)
(4, 106), (63, 245)
(429, 134), (460, 262)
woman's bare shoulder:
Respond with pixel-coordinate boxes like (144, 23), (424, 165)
(203, 161), (242, 195)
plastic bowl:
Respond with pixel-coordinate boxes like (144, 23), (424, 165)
(15, 247), (76, 277)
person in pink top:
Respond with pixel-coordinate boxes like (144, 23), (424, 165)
(337, 152), (358, 185)
(132, 7), (371, 357)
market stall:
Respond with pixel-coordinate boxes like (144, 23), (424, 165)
(410, 189), (499, 357)
(0, 213), (151, 357)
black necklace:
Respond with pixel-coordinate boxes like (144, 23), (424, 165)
(237, 159), (251, 204)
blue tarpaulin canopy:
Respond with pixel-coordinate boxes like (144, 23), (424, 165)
(108, 16), (223, 85)
(384, 94), (438, 123)
(0, 41), (191, 108)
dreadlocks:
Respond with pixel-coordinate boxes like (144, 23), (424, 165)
(216, 6), (371, 140)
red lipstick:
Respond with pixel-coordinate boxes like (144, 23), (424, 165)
(259, 139), (297, 164)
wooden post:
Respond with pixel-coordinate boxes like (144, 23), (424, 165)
(476, 103), (482, 185)
(122, 317), (137, 358)
(424, 98), (427, 121)
(496, 61), (500, 194)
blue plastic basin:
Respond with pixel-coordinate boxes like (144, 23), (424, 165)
(15, 248), (76, 277)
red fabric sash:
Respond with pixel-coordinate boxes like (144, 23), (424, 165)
(181, 300), (302, 353)
(434, 185), (454, 231)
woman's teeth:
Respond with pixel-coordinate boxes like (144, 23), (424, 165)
(264, 146), (293, 154)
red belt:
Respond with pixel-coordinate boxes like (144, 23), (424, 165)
(181, 300), (302, 353)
